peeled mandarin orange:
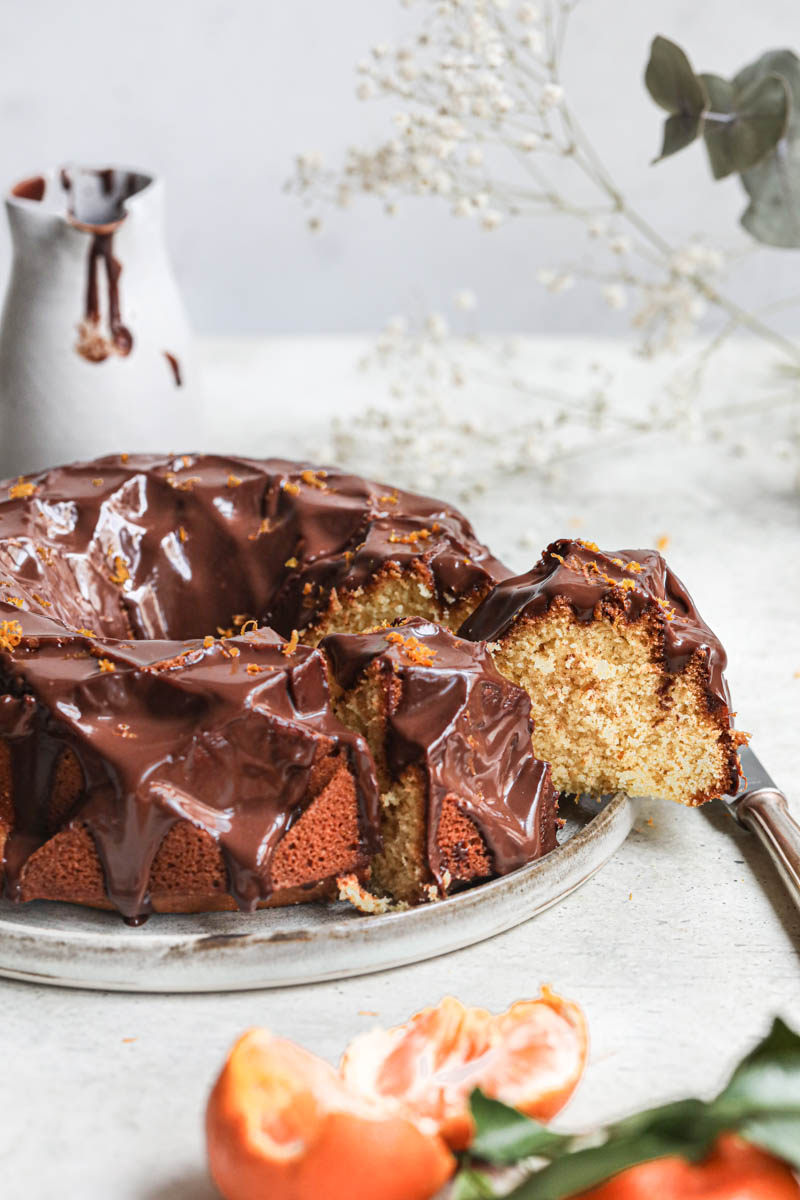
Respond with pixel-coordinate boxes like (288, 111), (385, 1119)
(206, 1029), (455, 1200)
(340, 986), (588, 1150)
(574, 1133), (800, 1199)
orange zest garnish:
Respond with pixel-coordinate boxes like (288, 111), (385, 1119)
(282, 629), (300, 657)
(32, 592), (52, 608)
(8, 476), (37, 500)
(388, 524), (440, 546)
(226, 474), (242, 488)
(165, 472), (200, 491)
(284, 556), (299, 569)
(76, 627), (97, 638)
(300, 469), (329, 491)
(282, 481), (300, 496)
(178, 525), (188, 543)
(97, 658), (116, 673)
(386, 631), (437, 667)
(92, 478), (104, 488)
(203, 635), (215, 649)
(248, 517), (272, 541)
(246, 663), (265, 675)
(0, 619), (23, 652)
(4, 595), (22, 608)
(109, 555), (130, 586)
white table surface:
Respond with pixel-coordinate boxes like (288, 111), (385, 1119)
(3, 335), (799, 1199)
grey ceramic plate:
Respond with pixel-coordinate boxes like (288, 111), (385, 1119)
(0, 794), (635, 993)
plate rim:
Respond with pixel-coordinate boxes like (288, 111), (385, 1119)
(0, 792), (636, 992)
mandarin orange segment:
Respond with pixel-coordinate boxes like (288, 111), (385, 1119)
(340, 986), (588, 1150)
(573, 1133), (800, 1199)
(206, 1028), (455, 1200)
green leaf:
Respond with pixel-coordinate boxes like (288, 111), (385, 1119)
(741, 1115), (800, 1169)
(645, 36), (708, 162)
(658, 113), (703, 161)
(469, 1090), (573, 1165)
(503, 1132), (707, 1200)
(451, 1168), (499, 1200)
(476, 1020), (800, 1196)
(645, 36), (708, 116)
(711, 1018), (800, 1166)
(702, 72), (790, 180)
(735, 50), (800, 246)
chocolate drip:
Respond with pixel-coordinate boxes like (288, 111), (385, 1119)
(164, 351), (183, 387)
(0, 626), (379, 920)
(81, 232), (133, 360)
(323, 619), (558, 884)
(459, 539), (732, 709)
(0, 454), (506, 918)
(59, 167), (145, 364)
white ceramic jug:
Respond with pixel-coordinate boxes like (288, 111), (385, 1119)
(0, 165), (200, 477)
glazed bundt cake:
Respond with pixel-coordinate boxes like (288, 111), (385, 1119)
(322, 618), (558, 904)
(0, 454), (516, 920)
(460, 539), (745, 807)
(0, 624), (380, 919)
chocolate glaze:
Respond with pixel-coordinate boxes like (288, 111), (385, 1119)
(81, 232), (133, 360)
(322, 618), (558, 886)
(0, 622), (380, 920)
(11, 176), (46, 202)
(60, 168), (148, 364)
(459, 538), (732, 710)
(0, 454), (508, 918)
(164, 351), (183, 387)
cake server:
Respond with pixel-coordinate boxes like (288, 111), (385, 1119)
(722, 745), (800, 912)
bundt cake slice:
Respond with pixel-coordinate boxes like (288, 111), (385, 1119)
(459, 540), (745, 807)
(0, 620), (380, 919)
(321, 618), (558, 904)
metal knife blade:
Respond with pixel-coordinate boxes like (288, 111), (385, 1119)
(720, 745), (800, 912)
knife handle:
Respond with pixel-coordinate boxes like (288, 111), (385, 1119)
(737, 789), (800, 913)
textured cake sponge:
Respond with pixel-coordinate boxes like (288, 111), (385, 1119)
(460, 540), (745, 807)
(322, 618), (558, 903)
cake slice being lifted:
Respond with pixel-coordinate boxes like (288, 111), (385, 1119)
(321, 618), (558, 904)
(459, 540), (746, 807)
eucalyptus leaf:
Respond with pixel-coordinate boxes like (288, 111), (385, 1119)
(645, 35), (707, 116)
(659, 113), (703, 161)
(735, 50), (800, 246)
(645, 36), (708, 161)
(702, 72), (790, 180)
(469, 1091), (573, 1165)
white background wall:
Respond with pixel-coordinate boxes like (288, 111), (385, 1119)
(2, 0), (799, 334)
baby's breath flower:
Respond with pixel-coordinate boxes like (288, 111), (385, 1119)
(540, 83), (564, 108)
(602, 284), (627, 310)
(516, 2), (541, 22)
